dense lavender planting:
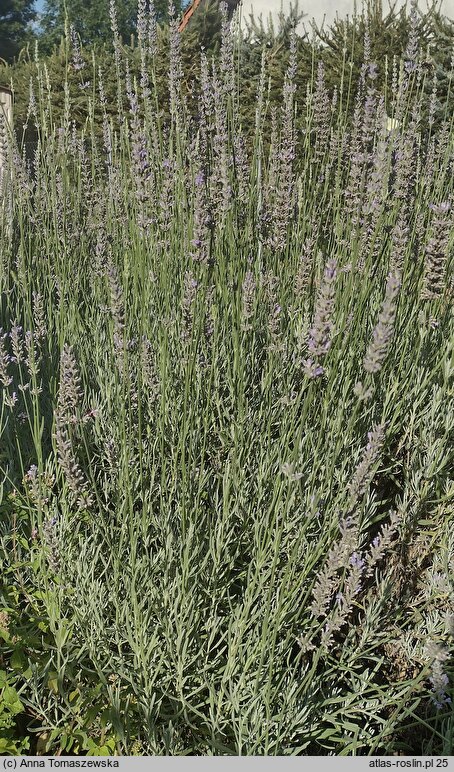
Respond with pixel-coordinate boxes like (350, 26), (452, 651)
(0, 0), (453, 756)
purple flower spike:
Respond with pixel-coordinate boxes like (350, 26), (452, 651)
(306, 257), (337, 373)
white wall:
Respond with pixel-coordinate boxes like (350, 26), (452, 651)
(238, 0), (454, 31)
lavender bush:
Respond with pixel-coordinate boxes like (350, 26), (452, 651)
(0, 0), (453, 756)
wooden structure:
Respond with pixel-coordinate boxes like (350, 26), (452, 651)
(178, 0), (240, 33)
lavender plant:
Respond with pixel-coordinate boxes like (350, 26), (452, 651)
(0, 0), (453, 756)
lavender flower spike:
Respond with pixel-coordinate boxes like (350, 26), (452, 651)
(348, 423), (385, 509)
(421, 201), (452, 300)
(0, 329), (12, 387)
(363, 271), (401, 374)
(306, 257), (337, 368)
(427, 643), (451, 710)
(57, 344), (83, 425)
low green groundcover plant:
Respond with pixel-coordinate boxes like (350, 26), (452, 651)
(0, 0), (453, 756)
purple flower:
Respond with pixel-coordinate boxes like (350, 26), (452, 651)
(137, 0), (147, 45)
(427, 644), (451, 710)
(10, 324), (24, 364)
(363, 271), (401, 374)
(302, 358), (324, 379)
(421, 199), (452, 300)
(55, 426), (93, 511)
(70, 25), (85, 72)
(368, 62), (378, 80)
(404, 1), (419, 75)
(348, 423), (385, 509)
(313, 61), (331, 163)
(147, 0), (157, 57)
(56, 345), (83, 425)
(349, 552), (365, 570)
(168, 0), (183, 120)
(0, 330), (12, 387)
(307, 257), (337, 362)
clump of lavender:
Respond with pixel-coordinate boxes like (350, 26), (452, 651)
(363, 271), (401, 374)
(348, 423), (386, 510)
(305, 257), (337, 377)
(427, 643), (451, 710)
(421, 201), (452, 300)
